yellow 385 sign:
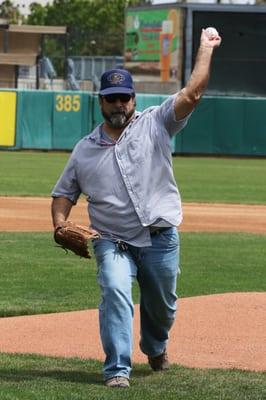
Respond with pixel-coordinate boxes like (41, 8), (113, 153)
(55, 94), (81, 112)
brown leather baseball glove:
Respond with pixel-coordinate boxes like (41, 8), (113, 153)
(54, 221), (101, 258)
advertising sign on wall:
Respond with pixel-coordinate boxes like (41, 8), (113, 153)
(124, 7), (183, 81)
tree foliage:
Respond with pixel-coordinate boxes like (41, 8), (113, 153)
(26, 0), (151, 56)
(28, 2), (48, 25)
(0, 0), (22, 23)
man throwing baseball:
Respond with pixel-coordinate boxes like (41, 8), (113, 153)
(51, 28), (221, 388)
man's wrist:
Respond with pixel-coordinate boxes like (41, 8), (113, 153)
(53, 219), (66, 229)
(198, 44), (214, 57)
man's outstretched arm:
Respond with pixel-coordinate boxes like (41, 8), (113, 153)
(174, 28), (222, 120)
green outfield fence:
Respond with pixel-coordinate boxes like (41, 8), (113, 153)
(1, 89), (266, 156)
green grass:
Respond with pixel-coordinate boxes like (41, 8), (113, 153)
(0, 232), (100, 317)
(179, 232), (266, 296)
(0, 232), (265, 317)
(0, 151), (69, 197)
(1, 151), (266, 203)
(0, 353), (264, 400)
(173, 156), (266, 204)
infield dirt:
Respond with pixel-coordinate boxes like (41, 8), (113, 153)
(1, 196), (266, 234)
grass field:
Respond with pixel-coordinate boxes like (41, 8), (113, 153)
(0, 151), (266, 203)
(0, 151), (265, 399)
(0, 353), (265, 400)
(0, 232), (265, 317)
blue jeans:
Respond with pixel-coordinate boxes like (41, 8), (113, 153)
(93, 227), (180, 381)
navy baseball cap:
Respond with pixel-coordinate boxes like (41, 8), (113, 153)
(99, 68), (135, 95)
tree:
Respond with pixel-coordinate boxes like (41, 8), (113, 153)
(27, 2), (47, 25)
(26, 0), (151, 56)
(0, 0), (21, 23)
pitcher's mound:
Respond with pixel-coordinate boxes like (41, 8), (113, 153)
(0, 292), (265, 372)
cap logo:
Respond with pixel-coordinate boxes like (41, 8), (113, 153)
(107, 73), (125, 85)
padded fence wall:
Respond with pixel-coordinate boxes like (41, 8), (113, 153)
(180, 96), (266, 156)
(14, 90), (91, 150)
(0, 89), (266, 156)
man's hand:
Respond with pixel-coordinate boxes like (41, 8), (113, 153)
(201, 28), (222, 50)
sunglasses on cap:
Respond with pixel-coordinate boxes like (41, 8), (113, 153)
(102, 93), (133, 103)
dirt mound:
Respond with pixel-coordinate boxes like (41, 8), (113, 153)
(0, 293), (265, 372)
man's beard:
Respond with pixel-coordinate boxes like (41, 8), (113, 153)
(102, 108), (135, 129)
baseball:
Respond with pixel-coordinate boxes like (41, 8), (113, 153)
(205, 27), (219, 39)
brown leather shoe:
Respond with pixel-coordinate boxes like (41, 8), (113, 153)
(105, 376), (130, 388)
(148, 349), (170, 371)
